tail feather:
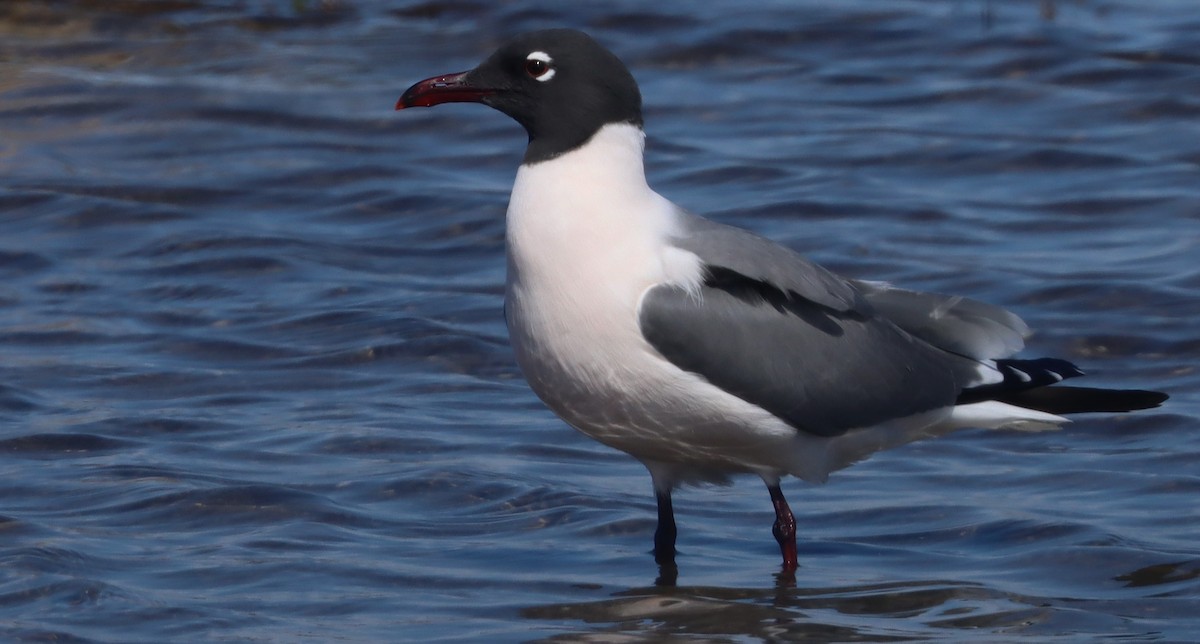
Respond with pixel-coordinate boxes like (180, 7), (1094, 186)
(958, 356), (1168, 414)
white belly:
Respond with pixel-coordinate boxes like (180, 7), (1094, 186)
(500, 124), (802, 480)
(504, 267), (801, 478)
(496, 123), (987, 487)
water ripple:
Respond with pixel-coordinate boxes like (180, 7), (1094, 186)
(1, 1), (1196, 642)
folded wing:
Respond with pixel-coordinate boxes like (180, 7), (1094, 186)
(851, 280), (1029, 360)
(642, 217), (974, 437)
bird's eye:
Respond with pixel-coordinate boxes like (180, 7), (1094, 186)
(525, 59), (548, 77)
(524, 51), (556, 82)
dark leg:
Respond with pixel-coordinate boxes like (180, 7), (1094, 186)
(653, 490), (677, 566)
(767, 483), (798, 571)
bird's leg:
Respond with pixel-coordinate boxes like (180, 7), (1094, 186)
(767, 483), (798, 571)
(653, 489), (677, 567)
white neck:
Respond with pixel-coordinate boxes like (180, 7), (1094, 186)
(503, 121), (701, 334)
(511, 122), (654, 220)
(505, 122), (674, 292)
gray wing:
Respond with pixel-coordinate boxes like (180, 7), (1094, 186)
(670, 212), (1028, 360)
(852, 280), (1029, 360)
(639, 268), (965, 438)
(670, 211), (866, 314)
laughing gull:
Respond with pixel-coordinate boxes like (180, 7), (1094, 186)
(396, 29), (1168, 571)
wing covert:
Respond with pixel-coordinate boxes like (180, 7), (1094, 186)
(638, 272), (962, 437)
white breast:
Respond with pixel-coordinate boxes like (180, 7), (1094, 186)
(496, 127), (1065, 488)
(504, 123), (700, 376)
(502, 124), (800, 478)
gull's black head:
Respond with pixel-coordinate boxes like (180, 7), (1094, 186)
(397, 29), (642, 164)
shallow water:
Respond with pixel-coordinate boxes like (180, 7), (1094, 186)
(2, 1), (1198, 641)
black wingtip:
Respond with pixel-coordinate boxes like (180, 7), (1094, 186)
(993, 386), (1168, 415)
(958, 354), (1167, 415)
(958, 357), (1091, 406)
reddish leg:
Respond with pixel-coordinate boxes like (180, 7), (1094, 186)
(767, 483), (798, 571)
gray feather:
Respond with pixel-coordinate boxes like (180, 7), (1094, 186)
(670, 211), (1027, 360)
(670, 211), (865, 314)
(638, 278), (962, 438)
(655, 212), (1029, 435)
(852, 280), (1029, 360)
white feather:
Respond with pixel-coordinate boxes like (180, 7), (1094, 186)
(502, 123), (1069, 489)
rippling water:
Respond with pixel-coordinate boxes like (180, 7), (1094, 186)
(2, 1), (1198, 641)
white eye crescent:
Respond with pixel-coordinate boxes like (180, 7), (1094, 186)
(524, 51), (556, 82)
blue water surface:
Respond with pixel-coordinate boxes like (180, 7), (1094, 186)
(2, 1), (1198, 641)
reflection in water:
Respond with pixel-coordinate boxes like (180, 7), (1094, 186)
(523, 578), (1052, 641)
(1116, 559), (1200, 589)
